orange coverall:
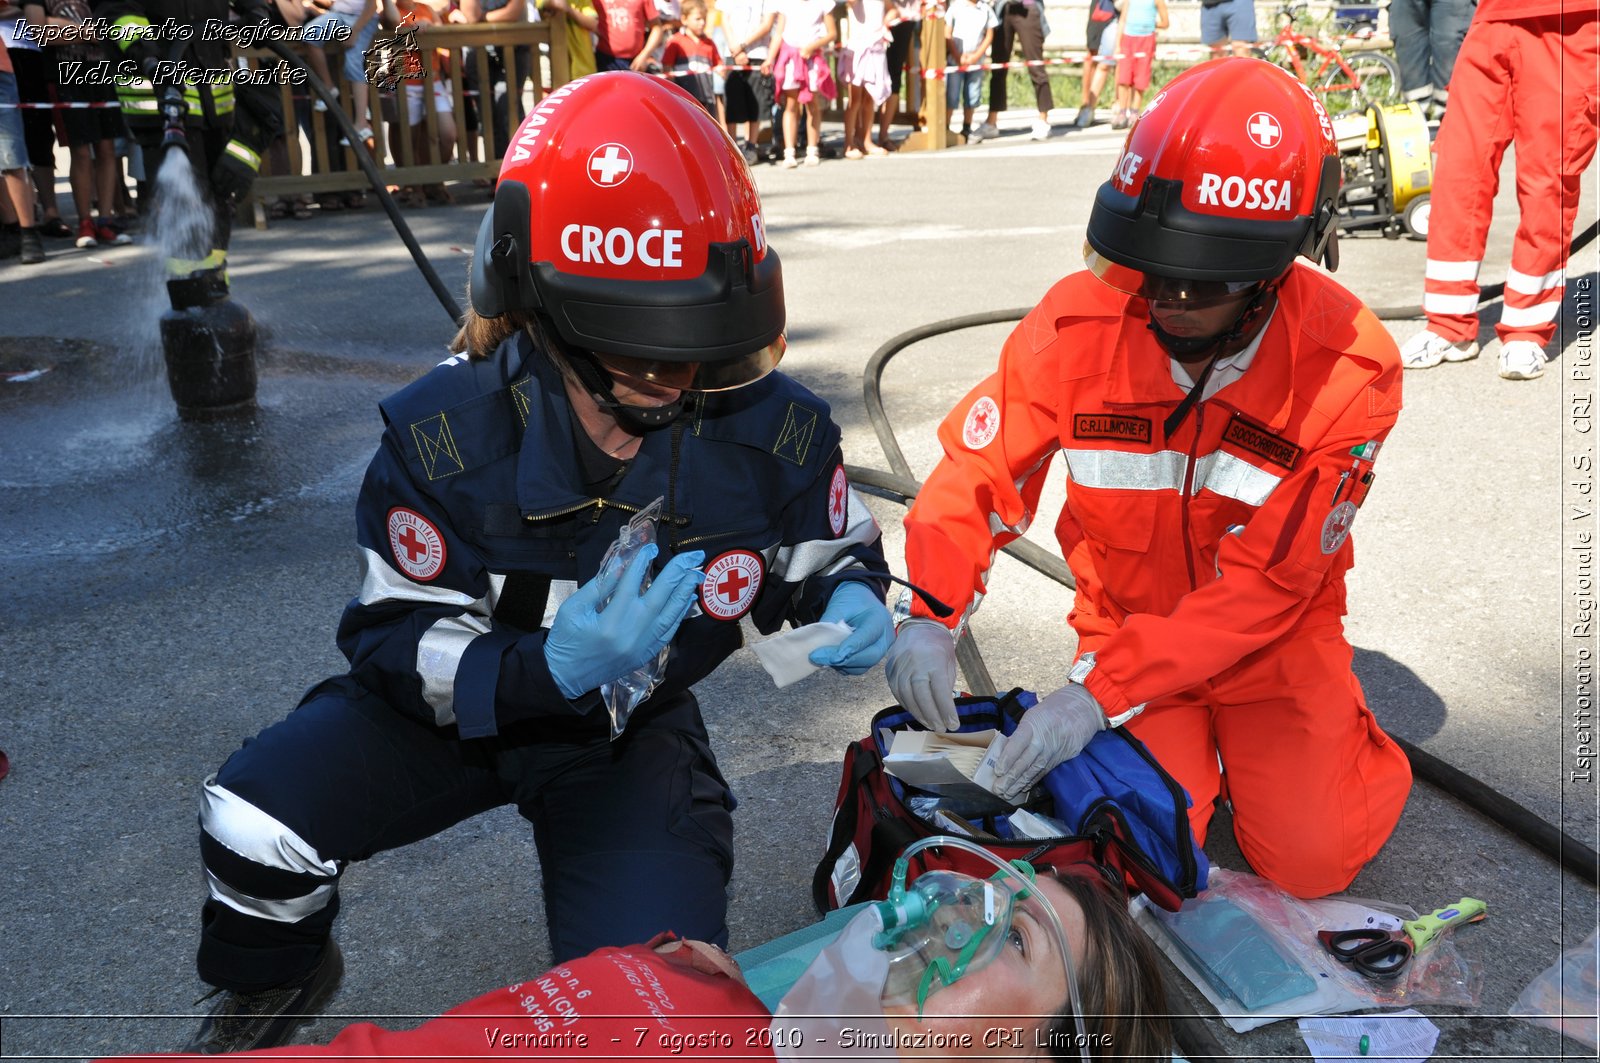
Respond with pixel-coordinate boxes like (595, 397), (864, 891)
(905, 264), (1413, 897)
(1421, 0), (1600, 348)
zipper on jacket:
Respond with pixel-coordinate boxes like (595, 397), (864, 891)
(522, 496), (693, 528)
(1179, 403), (1205, 591)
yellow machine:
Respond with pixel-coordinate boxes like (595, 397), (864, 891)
(1333, 101), (1434, 239)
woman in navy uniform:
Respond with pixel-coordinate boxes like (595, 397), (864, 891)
(185, 71), (893, 1054)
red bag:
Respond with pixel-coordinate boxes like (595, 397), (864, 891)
(812, 690), (1206, 914)
(1090, 0), (1117, 20)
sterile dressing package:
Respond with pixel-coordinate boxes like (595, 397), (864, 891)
(1136, 869), (1481, 1033)
(597, 497), (670, 740)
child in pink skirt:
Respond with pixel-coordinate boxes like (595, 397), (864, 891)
(840, 0), (894, 157)
(762, 0), (838, 166)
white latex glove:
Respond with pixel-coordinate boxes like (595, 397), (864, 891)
(883, 618), (960, 732)
(992, 683), (1107, 800)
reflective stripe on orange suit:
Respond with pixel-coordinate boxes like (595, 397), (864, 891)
(904, 264), (1412, 898)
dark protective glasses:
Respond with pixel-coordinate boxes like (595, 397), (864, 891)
(594, 334), (786, 394)
(1084, 244), (1267, 308)
(1317, 928), (1413, 978)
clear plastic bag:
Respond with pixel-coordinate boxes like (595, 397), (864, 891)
(1510, 931), (1599, 1048)
(597, 497), (669, 741)
(1137, 869), (1482, 1032)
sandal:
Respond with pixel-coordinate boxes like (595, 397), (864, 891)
(291, 198), (314, 220)
(38, 216), (73, 239)
(267, 199), (292, 220)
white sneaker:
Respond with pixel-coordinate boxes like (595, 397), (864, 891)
(313, 89), (339, 113)
(1398, 329), (1479, 369)
(1029, 118), (1052, 141)
(1498, 339), (1548, 380)
(803, 150), (821, 167)
(977, 122), (1000, 139)
(967, 126), (984, 143)
(781, 151), (798, 169)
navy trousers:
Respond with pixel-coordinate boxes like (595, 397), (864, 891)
(197, 678), (735, 991)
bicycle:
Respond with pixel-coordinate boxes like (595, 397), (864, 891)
(1251, 1), (1401, 116)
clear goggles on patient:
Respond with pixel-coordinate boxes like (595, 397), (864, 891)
(1086, 244), (1268, 308)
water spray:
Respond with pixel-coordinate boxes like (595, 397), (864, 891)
(149, 86), (258, 421)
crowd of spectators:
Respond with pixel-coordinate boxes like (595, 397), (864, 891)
(0, 0), (1222, 254)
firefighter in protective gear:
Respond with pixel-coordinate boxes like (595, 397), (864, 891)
(91, 0), (284, 304)
(887, 58), (1412, 900)
(183, 72), (893, 1054)
(1401, 0), (1599, 381)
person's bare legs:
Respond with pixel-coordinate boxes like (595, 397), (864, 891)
(67, 143), (94, 230)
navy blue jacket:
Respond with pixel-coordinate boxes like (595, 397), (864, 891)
(334, 331), (890, 739)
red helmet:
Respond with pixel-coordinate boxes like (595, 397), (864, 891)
(1085, 58), (1341, 303)
(469, 71), (783, 391)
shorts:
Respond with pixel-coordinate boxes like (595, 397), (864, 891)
(1201, 0), (1257, 45)
(1096, 20), (1119, 66)
(305, 11), (381, 84)
(0, 72), (26, 171)
(54, 79), (125, 148)
(946, 67), (983, 110)
(402, 79), (453, 125)
(1115, 32), (1155, 88)
(723, 67), (775, 124)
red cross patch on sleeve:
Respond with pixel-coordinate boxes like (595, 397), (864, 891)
(387, 507), (448, 581)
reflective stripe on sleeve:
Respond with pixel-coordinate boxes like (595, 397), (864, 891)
(769, 487), (881, 582)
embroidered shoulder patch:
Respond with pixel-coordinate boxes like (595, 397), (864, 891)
(772, 402), (819, 465)
(1221, 415), (1302, 470)
(1073, 413), (1152, 444)
(410, 412), (466, 480)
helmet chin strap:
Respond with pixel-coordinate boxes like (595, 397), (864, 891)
(1151, 284), (1278, 439)
(566, 347), (688, 433)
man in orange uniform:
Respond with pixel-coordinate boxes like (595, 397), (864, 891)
(886, 58), (1413, 899)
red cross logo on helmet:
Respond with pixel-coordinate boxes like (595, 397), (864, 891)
(1247, 112), (1282, 149)
(587, 143), (633, 187)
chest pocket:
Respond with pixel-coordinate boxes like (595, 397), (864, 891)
(476, 503), (579, 566)
(1061, 449), (1166, 553)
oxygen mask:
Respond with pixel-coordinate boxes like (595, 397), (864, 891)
(773, 835), (1091, 1063)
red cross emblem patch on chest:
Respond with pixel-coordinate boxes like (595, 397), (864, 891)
(387, 507), (447, 582)
(699, 549), (765, 621)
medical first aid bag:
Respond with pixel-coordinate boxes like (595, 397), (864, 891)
(814, 689), (1209, 914)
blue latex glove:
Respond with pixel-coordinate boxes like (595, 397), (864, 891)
(544, 546), (706, 699)
(992, 683), (1107, 800)
(808, 581), (894, 675)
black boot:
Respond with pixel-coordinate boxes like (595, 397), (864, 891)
(183, 941), (344, 1054)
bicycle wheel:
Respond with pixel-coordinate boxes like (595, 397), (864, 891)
(1319, 51), (1400, 116)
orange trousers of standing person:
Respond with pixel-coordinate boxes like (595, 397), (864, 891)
(1421, 4), (1600, 348)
